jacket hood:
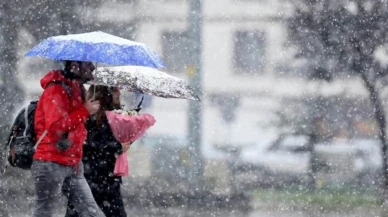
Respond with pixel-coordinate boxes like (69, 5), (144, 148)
(40, 70), (71, 89)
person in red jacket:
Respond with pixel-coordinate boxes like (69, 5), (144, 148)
(31, 61), (104, 217)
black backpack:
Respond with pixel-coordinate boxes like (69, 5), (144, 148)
(4, 81), (71, 170)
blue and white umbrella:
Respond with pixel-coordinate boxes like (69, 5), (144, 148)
(25, 31), (165, 68)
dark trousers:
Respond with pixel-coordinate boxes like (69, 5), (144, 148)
(66, 180), (127, 217)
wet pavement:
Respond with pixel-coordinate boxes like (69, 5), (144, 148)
(7, 207), (385, 217)
(3, 195), (385, 217)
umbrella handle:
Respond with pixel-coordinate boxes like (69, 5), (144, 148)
(134, 95), (144, 112)
(93, 62), (98, 99)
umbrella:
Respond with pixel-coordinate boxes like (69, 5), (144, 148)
(89, 66), (200, 101)
(25, 31), (165, 68)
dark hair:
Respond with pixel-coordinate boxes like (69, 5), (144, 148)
(62, 61), (83, 80)
(87, 85), (121, 128)
(64, 61), (73, 72)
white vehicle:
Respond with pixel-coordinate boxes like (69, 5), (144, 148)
(237, 135), (382, 189)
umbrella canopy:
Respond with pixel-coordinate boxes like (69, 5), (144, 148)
(25, 31), (165, 68)
(89, 66), (200, 101)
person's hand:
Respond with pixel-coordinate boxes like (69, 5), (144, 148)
(84, 98), (100, 115)
(121, 142), (132, 152)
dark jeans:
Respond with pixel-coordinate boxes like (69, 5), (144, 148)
(66, 181), (127, 217)
(31, 160), (105, 217)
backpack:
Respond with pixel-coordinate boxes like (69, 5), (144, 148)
(4, 81), (71, 170)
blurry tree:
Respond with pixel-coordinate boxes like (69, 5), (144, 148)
(274, 95), (334, 190)
(287, 0), (388, 200)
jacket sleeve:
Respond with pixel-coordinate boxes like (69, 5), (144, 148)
(42, 85), (89, 138)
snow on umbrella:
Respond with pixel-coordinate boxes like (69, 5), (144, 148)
(89, 66), (200, 101)
(25, 31), (165, 68)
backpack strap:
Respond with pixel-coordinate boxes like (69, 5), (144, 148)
(23, 105), (28, 137)
(34, 130), (47, 150)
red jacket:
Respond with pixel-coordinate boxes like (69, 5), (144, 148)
(33, 70), (89, 166)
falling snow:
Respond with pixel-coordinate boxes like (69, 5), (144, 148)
(2, 0), (388, 217)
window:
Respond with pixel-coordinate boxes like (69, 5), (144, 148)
(234, 31), (266, 75)
(162, 31), (190, 73)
